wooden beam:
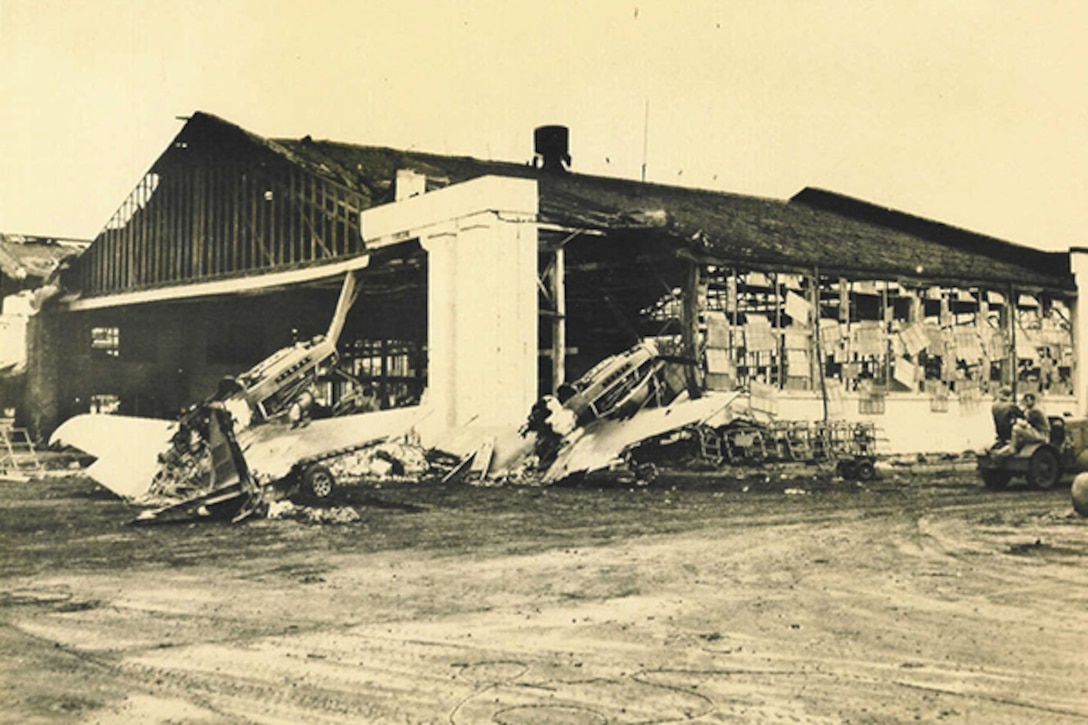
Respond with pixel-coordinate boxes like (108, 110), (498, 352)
(124, 196), (133, 289)
(810, 268), (829, 421)
(135, 179), (145, 286)
(249, 168), (260, 269)
(270, 168), (280, 266)
(1007, 284), (1017, 396)
(551, 246), (566, 393)
(67, 253), (372, 311)
(287, 167), (297, 265)
(774, 272), (782, 388)
(232, 169), (242, 270)
(682, 260), (703, 398)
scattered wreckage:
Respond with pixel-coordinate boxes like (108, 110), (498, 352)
(51, 273), (437, 523)
(50, 275), (881, 523)
(478, 338), (881, 485)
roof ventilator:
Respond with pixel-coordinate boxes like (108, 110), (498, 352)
(533, 125), (571, 173)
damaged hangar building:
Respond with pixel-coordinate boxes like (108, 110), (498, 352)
(20, 112), (1088, 455)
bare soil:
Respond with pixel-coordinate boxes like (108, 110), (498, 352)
(1, 463), (1086, 724)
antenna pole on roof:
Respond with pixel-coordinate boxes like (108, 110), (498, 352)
(641, 98), (649, 183)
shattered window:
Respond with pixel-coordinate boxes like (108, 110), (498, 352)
(90, 326), (120, 357)
(1016, 294), (1074, 396)
(691, 265), (1075, 414)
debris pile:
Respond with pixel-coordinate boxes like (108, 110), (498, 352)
(328, 441), (435, 483)
(502, 336), (884, 486)
(266, 500), (362, 524)
(683, 419), (881, 479)
(142, 426), (213, 504)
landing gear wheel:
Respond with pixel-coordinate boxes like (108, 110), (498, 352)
(633, 462), (658, 486)
(301, 464), (337, 501)
(1027, 448), (1060, 490)
(854, 460), (876, 481)
(980, 468), (1012, 490)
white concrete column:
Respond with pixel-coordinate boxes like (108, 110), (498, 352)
(423, 227), (460, 428)
(1070, 248), (1088, 416)
(361, 175), (539, 431)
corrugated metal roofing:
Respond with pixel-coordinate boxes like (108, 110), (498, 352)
(269, 127), (1072, 291)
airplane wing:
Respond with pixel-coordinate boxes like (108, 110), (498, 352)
(50, 406), (425, 502)
(541, 392), (740, 484)
(236, 405), (425, 482)
(49, 414), (177, 499)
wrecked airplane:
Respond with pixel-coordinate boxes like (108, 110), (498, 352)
(51, 303), (753, 523)
(499, 338), (753, 485)
(51, 273), (431, 523)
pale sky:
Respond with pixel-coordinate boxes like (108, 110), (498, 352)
(1, 0), (1086, 251)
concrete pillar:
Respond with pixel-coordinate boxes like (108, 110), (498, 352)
(1070, 248), (1088, 416)
(361, 175), (539, 431)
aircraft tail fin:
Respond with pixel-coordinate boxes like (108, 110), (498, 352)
(325, 272), (359, 346)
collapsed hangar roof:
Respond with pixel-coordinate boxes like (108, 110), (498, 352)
(149, 112), (1078, 293)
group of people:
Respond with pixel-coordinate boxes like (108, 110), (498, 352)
(991, 387), (1050, 456)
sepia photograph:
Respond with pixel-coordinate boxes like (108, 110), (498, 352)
(1, 1), (1086, 722)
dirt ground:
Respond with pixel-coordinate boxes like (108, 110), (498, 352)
(1, 461), (1087, 724)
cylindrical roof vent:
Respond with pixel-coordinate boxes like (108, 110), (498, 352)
(534, 125), (571, 172)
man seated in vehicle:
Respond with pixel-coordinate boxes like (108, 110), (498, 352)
(1010, 392), (1049, 452)
(991, 386), (1023, 447)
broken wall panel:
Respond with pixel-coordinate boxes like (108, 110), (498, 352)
(678, 264), (1075, 414)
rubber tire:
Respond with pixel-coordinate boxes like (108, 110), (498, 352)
(836, 459), (858, 480)
(1026, 448), (1060, 490)
(980, 468), (1012, 490)
(301, 464), (337, 500)
(854, 460), (876, 481)
(634, 462), (658, 485)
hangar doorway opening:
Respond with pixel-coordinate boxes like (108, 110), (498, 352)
(335, 241), (428, 413)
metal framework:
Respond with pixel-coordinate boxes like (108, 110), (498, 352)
(78, 159), (370, 296)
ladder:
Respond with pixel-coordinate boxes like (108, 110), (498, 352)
(0, 419), (43, 478)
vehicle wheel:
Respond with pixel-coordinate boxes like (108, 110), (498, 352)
(836, 459), (858, 479)
(980, 468), (1011, 490)
(633, 462), (658, 485)
(1027, 448), (1060, 490)
(301, 464), (337, 500)
(854, 460), (876, 481)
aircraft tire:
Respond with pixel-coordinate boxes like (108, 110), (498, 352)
(634, 462), (658, 485)
(302, 464), (337, 501)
